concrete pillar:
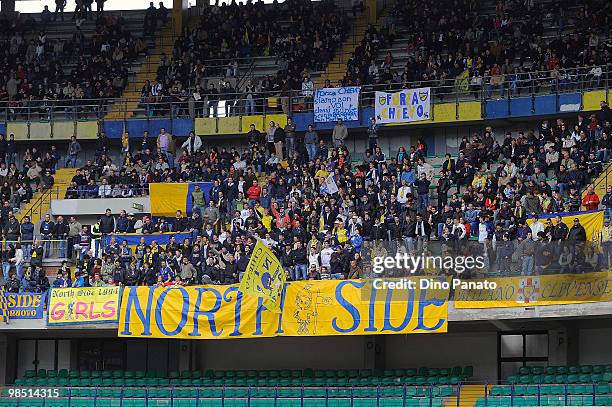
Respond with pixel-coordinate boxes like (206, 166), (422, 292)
(177, 340), (192, 372)
(1, 334), (17, 384)
(566, 325), (580, 366)
(366, 0), (377, 23)
(363, 336), (385, 369)
(172, 0), (188, 36)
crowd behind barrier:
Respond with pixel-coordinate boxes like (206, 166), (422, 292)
(0, 64), (609, 121)
(0, 103), (611, 294)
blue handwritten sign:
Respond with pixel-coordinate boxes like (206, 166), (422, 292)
(314, 87), (360, 123)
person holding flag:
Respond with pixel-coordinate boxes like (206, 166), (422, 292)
(320, 173), (339, 195)
(239, 239), (287, 313)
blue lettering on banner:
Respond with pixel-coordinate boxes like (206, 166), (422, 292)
(332, 281), (362, 333)
(314, 87), (361, 123)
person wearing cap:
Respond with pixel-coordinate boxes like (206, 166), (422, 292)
(568, 218), (587, 242)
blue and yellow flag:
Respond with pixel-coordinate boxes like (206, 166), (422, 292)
(239, 240), (286, 313)
(0, 286), (9, 324)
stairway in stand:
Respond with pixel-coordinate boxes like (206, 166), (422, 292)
(17, 168), (77, 225)
(315, 7), (388, 87)
(582, 161), (612, 200)
(105, 25), (176, 120)
(444, 384), (487, 407)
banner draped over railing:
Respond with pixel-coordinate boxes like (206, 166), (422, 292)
(118, 279), (449, 339)
(149, 182), (214, 217)
(314, 87), (361, 123)
(104, 232), (193, 247)
(6, 293), (46, 319)
(454, 271), (612, 308)
(374, 88), (431, 124)
(47, 287), (121, 325)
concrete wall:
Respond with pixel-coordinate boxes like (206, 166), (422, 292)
(199, 335), (367, 371)
(578, 328), (612, 365)
(385, 332), (498, 382)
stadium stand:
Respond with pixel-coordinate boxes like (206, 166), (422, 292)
(0, 2), (612, 407)
(0, 9), (168, 121)
(339, 0), (611, 100)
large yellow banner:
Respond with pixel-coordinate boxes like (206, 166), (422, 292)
(454, 272), (612, 308)
(118, 280), (448, 339)
(47, 287), (121, 325)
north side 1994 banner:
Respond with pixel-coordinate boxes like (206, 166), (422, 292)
(118, 280), (449, 339)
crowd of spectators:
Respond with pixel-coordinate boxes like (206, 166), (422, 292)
(1, 102), (610, 289)
(342, 0), (611, 100)
(141, 0), (347, 117)
(0, 10), (152, 120)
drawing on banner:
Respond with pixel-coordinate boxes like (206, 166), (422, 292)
(314, 87), (360, 123)
(375, 87), (431, 124)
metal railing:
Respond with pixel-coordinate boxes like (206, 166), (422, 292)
(1, 382), (611, 406)
(0, 65), (608, 123)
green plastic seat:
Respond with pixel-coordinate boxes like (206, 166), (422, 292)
(406, 368), (417, 377)
(463, 366), (474, 378)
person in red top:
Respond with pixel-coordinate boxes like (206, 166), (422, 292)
(547, 53), (560, 71)
(582, 186), (600, 211)
(246, 179), (261, 203)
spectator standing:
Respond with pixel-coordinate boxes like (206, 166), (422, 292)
(53, 216), (69, 258)
(67, 216), (82, 260)
(367, 117), (378, 152)
(39, 214), (54, 258)
(332, 119), (348, 148)
(284, 118), (297, 159)
(304, 124), (319, 161)
(273, 123), (285, 161)
(181, 131), (202, 156)
(65, 136), (81, 168)
(20, 215), (34, 261)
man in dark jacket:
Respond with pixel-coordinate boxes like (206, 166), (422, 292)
(53, 216), (69, 258)
(246, 124), (262, 147)
(414, 173), (431, 212)
(99, 208), (115, 234)
(436, 171), (451, 210)
(39, 214), (55, 258)
(115, 210), (130, 233)
(3, 212), (20, 243)
(602, 185), (612, 220)
(20, 215), (34, 261)
(30, 240), (44, 268)
(568, 218), (587, 242)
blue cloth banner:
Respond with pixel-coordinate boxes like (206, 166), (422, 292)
(105, 232), (193, 247)
(314, 87), (360, 123)
(7, 293), (46, 319)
